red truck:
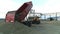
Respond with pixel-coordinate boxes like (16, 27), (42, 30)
(6, 1), (40, 27)
(5, 1), (33, 27)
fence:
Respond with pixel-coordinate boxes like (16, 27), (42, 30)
(42, 12), (60, 21)
(26, 9), (60, 21)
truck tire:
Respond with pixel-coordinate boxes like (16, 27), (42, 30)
(22, 21), (31, 27)
(28, 21), (31, 27)
(36, 21), (40, 24)
(32, 21), (40, 24)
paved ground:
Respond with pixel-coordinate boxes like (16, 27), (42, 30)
(0, 19), (60, 34)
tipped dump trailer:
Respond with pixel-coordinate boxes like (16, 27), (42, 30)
(5, 1), (40, 27)
(15, 1), (33, 22)
(5, 1), (33, 26)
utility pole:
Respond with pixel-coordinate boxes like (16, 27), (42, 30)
(44, 15), (46, 20)
(55, 10), (57, 21)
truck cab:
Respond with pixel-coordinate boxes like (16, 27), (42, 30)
(6, 11), (16, 23)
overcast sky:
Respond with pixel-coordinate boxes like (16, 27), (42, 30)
(0, 0), (60, 18)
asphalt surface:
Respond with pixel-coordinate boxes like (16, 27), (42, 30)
(0, 20), (60, 34)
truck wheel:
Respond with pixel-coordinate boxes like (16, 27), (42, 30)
(22, 21), (31, 27)
(27, 21), (31, 27)
(36, 21), (40, 24)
